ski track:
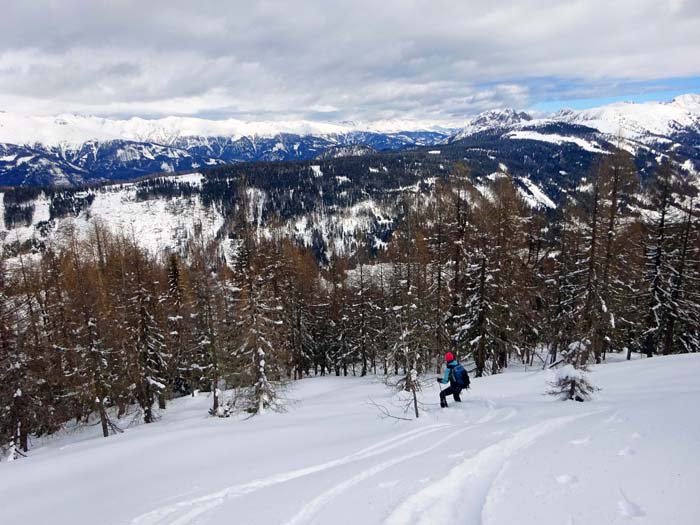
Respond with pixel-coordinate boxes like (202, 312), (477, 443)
(283, 400), (508, 525)
(283, 427), (467, 525)
(130, 423), (451, 525)
(386, 410), (605, 525)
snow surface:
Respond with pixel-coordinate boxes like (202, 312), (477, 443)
(518, 177), (557, 209)
(283, 198), (393, 256)
(553, 364), (584, 381)
(0, 175), (224, 257)
(506, 130), (609, 154)
(1, 354), (698, 524)
(563, 94), (700, 140)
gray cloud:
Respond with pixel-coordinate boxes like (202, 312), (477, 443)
(1, 0), (699, 121)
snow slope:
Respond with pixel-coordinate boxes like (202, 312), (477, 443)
(1, 355), (698, 525)
(506, 130), (609, 154)
(560, 94), (700, 140)
(0, 174), (225, 257)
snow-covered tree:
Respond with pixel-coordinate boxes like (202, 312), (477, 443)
(547, 364), (598, 402)
(233, 234), (284, 414)
(455, 175), (532, 376)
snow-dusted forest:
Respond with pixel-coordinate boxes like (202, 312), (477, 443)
(2, 149), (698, 460)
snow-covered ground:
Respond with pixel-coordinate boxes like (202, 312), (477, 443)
(506, 130), (609, 154)
(0, 176), (225, 257)
(1, 355), (698, 525)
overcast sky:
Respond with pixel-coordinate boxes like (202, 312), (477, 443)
(1, 0), (699, 122)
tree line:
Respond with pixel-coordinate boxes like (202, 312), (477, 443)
(1, 151), (698, 459)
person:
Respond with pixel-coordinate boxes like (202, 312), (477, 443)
(436, 352), (470, 408)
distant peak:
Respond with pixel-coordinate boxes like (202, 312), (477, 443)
(670, 93), (700, 111)
(470, 108), (532, 127)
(449, 108), (532, 141)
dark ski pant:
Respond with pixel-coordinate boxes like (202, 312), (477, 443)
(440, 384), (462, 407)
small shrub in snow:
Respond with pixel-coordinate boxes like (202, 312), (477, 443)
(547, 364), (598, 402)
(401, 368), (421, 419)
(379, 365), (425, 420)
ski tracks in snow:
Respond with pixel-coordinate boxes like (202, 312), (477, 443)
(283, 427), (467, 525)
(133, 401), (600, 525)
(282, 398), (514, 524)
(131, 423), (450, 525)
(385, 411), (602, 525)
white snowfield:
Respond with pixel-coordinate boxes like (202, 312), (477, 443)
(1, 354), (699, 525)
(506, 130), (609, 154)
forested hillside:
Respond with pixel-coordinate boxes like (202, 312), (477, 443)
(2, 146), (698, 458)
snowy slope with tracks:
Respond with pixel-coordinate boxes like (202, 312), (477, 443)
(1, 354), (698, 524)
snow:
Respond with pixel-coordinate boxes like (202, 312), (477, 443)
(486, 171), (508, 181)
(576, 182), (594, 194)
(681, 159), (697, 176)
(1, 354), (698, 524)
(506, 130), (609, 154)
(452, 108), (532, 140)
(245, 188), (267, 231)
(564, 95), (700, 140)
(310, 165), (323, 178)
(428, 150), (441, 155)
(474, 183), (496, 202)
(0, 191), (51, 245)
(283, 198), (393, 256)
(169, 172), (206, 187)
(66, 187), (224, 255)
(554, 364), (584, 382)
(0, 176), (224, 257)
(518, 177), (557, 209)
(452, 94), (700, 153)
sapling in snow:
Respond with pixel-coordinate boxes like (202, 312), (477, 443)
(547, 364), (598, 402)
(383, 344), (425, 419)
(402, 368), (421, 419)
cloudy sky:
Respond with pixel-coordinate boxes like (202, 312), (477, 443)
(1, 0), (699, 122)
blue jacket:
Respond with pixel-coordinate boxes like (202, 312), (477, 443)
(440, 360), (459, 384)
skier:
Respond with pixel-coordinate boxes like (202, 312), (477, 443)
(437, 352), (470, 408)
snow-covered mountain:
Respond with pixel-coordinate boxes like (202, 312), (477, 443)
(450, 108), (533, 141)
(556, 94), (700, 140)
(441, 94), (700, 195)
(0, 112), (456, 147)
(1, 94), (699, 187)
(450, 94), (700, 152)
(0, 113), (454, 186)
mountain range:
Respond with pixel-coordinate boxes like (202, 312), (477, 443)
(1, 94), (698, 187)
(1, 94), (699, 263)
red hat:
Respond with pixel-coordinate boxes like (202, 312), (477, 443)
(445, 352), (455, 363)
